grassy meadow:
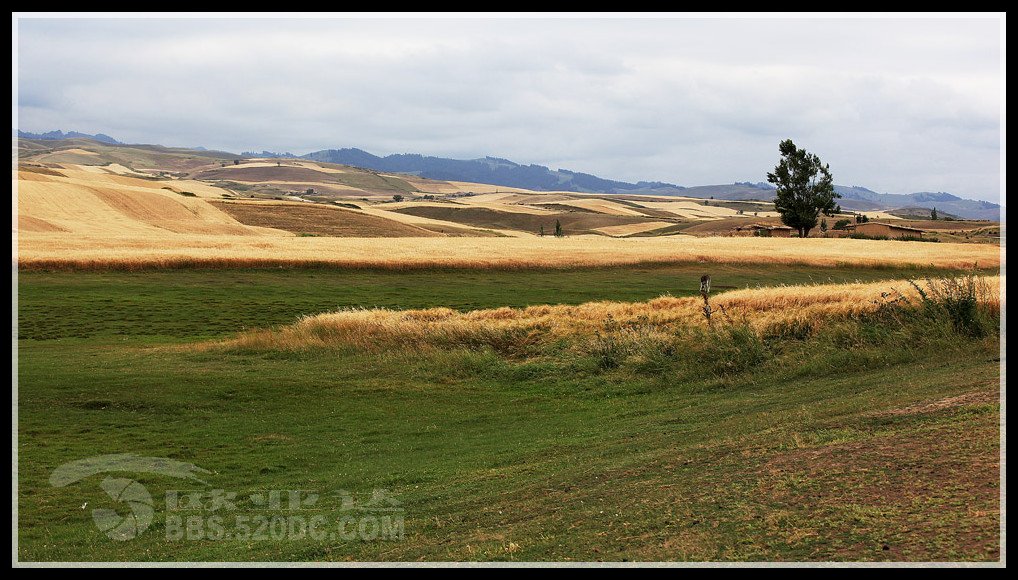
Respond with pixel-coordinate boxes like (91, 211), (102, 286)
(16, 263), (1001, 561)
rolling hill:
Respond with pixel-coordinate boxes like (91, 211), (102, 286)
(17, 134), (1001, 232)
(301, 148), (1000, 220)
(19, 131), (1000, 219)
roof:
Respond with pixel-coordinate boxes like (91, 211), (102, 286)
(862, 222), (925, 233)
(744, 224), (791, 229)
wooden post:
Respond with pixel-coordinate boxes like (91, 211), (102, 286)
(700, 274), (712, 328)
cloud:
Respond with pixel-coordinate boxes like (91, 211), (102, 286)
(15, 16), (1002, 202)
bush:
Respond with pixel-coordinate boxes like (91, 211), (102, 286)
(909, 275), (993, 337)
(588, 315), (659, 370)
(702, 324), (769, 377)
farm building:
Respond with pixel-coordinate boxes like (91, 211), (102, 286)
(732, 224), (794, 237)
(757, 225), (793, 237)
(846, 222), (924, 239)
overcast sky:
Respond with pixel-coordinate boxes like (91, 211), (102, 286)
(15, 15), (1003, 202)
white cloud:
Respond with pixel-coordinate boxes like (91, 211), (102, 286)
(15, 15), (1002, 202)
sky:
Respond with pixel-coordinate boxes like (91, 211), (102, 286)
(15, 15), (1004, 203)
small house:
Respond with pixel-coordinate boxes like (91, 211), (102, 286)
(753, 225), (793, 238)
(850, 222), (924, 239)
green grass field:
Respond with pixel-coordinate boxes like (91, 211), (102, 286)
(16, 265), (1001, 561)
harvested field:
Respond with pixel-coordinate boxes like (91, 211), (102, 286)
(17, 215), (67, 233)
(389, 200), (554, 215)
(593, 221), (676, 237)
(16, 168), (275, 237)
(17, 233), (1002, 271)
(634, 200), (769, 220)
(210, 200), (444, 237)
(534, 198), (649, 216)
(192, 165), (360, 183)
(354, 206), (510, 237)
(391, 205), (660, 235)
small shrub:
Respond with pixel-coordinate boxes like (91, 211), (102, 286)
(681, 323), (769, 378)
(909, 275), (992, 337)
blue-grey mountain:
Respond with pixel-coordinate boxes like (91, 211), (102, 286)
(16, 129), (122, 144)
(302, 148), (999, 220)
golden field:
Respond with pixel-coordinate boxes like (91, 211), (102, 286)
(17, 232), (1001, 270)
(216, 276), (1002, 352)
(14, 155), (1002, 270)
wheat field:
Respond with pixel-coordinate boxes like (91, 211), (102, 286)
(15, 163), (1002, 270)
(17, 232), (1001, 270)
(216, 276), (1001, 352)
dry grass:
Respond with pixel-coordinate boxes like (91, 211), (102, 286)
(15, 167), (278, 237)
(214, 276), (1001, 353)
(14, 162), (1002, 270)
(593, 221), (676, 237)
(635, 200), (772, 220)
(17, 233), (1001, 271)
(209, 200), (446, 237)
(534, 199), (648, 216)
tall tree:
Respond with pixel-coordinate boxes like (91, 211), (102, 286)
(554, 219), (563, 237)
(931, 207), (939, 220)
(766, 139), (840, 238)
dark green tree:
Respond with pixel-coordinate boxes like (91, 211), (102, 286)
(554, 219), (563, 237)
(931, 207), (939, 220)
(392, 194), (404, 202)
(539, 225), (545, 237)
(820, 218), (828, 233)
(766, 139), (840, 238)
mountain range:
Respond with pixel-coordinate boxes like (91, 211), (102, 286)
(302, 148), (1000, 220)
(16, 129), (122, 145)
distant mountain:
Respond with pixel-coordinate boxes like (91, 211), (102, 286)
(301, 147), (998, 220)
(887, 207), (962, 220)
(16, 129), (122, 145)
(831, 187), (1000, 221)
(671, 183), (999, 220)
(302, 148), (673, 194)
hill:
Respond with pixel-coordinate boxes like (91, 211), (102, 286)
(301, 148), (1000, 220)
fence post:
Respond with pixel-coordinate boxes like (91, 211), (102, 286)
(700, 274), (712, 328)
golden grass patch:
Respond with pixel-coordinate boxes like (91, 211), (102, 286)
(635, 201), (762, 220)
(18, 233), (1001, 270)
(534, 199), (648, 217)
(215, 276), (1001, 352)
(15, 168), (279, 237)
(593, 221), (676, 237)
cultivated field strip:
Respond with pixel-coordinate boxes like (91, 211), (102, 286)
(217, 276), (1001, 351)
(18, 233), (1001, 271)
